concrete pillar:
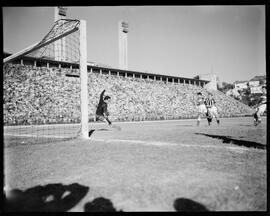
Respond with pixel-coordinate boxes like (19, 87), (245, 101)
(140, 74), (142, 80)
(47, 62), (50, 68)
(109, 70), (111, 76)
(125, 73), (127, 78)
(100, 69), (102, 75)
(133, 73), (135, 78)
(166, 77), (168, 83)
(34, 60), (37, 68)
(154, 76), (156, 81)
(184, 79), (185, 85)
(21, 59), (24, 65)
(59, 64), (61, 69)
(119, 21), (128, 70)
(117, 71), (119, 77)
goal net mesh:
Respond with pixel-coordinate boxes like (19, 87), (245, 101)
(4, 19), (84, 146)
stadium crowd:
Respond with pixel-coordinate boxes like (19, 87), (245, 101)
(3, 63), (254, 125)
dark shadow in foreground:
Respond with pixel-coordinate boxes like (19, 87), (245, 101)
(84, 197), (122, 212)
(173, 198), (209, 212)
(195, 133), (266, 150)
(4, 183), (89, 212)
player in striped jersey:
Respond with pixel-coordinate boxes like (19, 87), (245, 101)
(254, 85), (267, 126)
(196, 92), (207, 126)
(204, 92), (220, 126)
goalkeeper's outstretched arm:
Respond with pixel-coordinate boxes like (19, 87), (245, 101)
(99, 89), (105, 103)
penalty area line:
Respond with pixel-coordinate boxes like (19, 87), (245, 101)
(90, 138), (253, 152)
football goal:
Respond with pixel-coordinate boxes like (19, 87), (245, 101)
(3, 19), (89, 144)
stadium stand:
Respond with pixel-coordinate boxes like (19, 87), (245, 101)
(3, 63), (254, 126)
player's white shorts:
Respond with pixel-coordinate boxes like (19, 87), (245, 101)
(198, 104), (207, 114)
(208, 106), (218, 116)
(256, 104), (266, 116)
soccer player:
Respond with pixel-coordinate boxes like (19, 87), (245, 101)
(196, 92), (207, 126)
(253, 85), (267, 126)
(204, 92), (220, 126)
(96, 89), (112, 126)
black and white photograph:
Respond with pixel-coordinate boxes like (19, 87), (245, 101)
(2, 5), (267, 212)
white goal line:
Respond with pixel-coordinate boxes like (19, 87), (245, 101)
(4, 133), (71, 139)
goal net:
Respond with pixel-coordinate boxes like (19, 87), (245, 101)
(3, 19), (89, 145)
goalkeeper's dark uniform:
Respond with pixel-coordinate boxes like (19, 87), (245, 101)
(95, 90), (112, 125)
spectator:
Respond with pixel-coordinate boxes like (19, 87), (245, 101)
(3, 63), (254, 126)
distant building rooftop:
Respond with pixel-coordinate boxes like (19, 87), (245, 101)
(234, 80), (248, 84)
(249, 75), (266, 81)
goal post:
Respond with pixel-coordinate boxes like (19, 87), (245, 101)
(79, 20), (89, 139)
(3, 19), (89, 141)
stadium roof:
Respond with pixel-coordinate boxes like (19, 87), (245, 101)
(3, 51), (209, 84)
(89, 62), (113, 68)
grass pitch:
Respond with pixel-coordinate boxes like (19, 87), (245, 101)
(4, 117), (267, 211)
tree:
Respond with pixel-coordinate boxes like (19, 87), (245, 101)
(259, 79), (265, 85)
(240, 86), (252, 106)
(218, 82), (234, 93)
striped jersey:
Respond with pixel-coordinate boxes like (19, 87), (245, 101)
(260, 94), (267, 105)
(204, 98), (216, 108)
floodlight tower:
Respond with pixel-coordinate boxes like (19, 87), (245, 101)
(118, 20), (128, 70)
(54, 7), (67, 61)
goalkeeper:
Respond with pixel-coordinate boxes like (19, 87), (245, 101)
(95, 89), (112, 126)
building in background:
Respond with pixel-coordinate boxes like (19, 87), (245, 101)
(249, 75), (266, 94)
(228, 75), (266, 97)
(234, 80), (248, 91)
(249, 75), (266, 86)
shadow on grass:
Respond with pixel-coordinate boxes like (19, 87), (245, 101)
(195, 133), (266, 150)
(88, 130), (95, 137)
(4, 183), (89, 212)
(238, 124), (254, 127)
(84, 197), (122, 212)
(88, 128), (110, 137)
(173, 198), (209, 212)
(4, 182), (211, 212)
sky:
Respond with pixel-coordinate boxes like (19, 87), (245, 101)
(3, 6), (266, 83)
